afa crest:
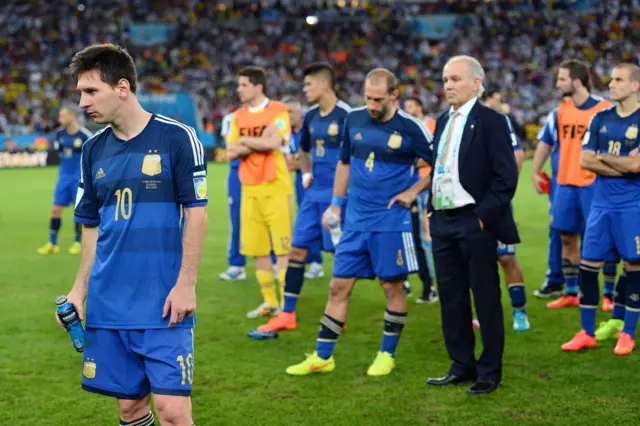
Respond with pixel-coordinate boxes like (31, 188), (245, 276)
(142, 151), (162, 176)
(387, 133), (402, 149)
(328, 122), (339, 136)
(625, 125), (638, 140)
(83, 359), (96, 379)
(73, 138), (83, 148)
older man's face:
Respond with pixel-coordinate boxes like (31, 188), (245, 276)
(443, 60), (480, 108)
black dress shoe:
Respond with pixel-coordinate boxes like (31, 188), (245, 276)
(467, 380), (500, 395)
(426, 373), (477, 386)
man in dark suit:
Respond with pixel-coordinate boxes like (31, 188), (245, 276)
(426, 55), (520, 395)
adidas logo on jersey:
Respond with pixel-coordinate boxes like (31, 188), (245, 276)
(600, 126), (607, 133)
(354, 133), (363, 140)
(96, 168), (106, 179)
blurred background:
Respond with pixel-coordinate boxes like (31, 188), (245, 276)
(1, 0), (638, 166)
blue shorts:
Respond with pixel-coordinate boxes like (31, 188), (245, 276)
(582, 207), (640, 263)
(53, 179), (78, 207)
(81, 328), (195, 399)
(497, 241), (516, 257)
(292, 199), (344, 253)
(550, 184), (595, 234)
(333, 230), (419, 281)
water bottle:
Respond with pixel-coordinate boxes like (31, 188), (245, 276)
(56, 296), (85, 352)
(325, 209), (342, 247)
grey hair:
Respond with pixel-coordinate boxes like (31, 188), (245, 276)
(445, 55), (486, 98)
(281, 96), (302, 110)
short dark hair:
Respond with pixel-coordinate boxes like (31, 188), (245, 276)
(365, 68), (398, 94)
(404, 96), (423, 108)
(303, 62), (336, 89)
(481, 88), (501, 101)
(70, 43), (138, 93)
(559, 59), (591, 91)
(238, 66), (267, 92)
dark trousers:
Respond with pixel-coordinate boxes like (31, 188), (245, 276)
(410, 201), (433, 296)
(430, 207), (504, 383)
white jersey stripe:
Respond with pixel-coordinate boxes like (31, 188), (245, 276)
(155, 116), (203, 167)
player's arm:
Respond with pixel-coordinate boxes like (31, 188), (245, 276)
(580, 114), (623, 176)
(164, 128), (209, 327)
(531, 111), (556, 192)
(507, 117), (525, 174)
(298, 112), (313, 186)
(239, 110), (292, 152)
(57, 144), (100, 328)
(225, 114), (252, 160)
(597, 152), (640, 174)
(323, 117), (351, 230)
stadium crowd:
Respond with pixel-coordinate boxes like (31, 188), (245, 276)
(1, 0), (638, 140)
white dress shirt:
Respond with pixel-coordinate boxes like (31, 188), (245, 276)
(432, 97), (478, 210)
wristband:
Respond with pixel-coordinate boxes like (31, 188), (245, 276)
(331, 196), (344, 207)
(302, 172), (312, 186)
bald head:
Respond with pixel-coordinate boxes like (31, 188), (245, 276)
(365, 68), (398, 95)
(609, 62), (640, 104)
(364, 68), (399, 122)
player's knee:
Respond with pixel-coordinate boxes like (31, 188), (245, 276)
(154, 396), (192, 426)
(51, 205), (63, 218)
(498, 255), (515, 269)
(560, 233), (578, 249)
(289, 246), (307, 262)
(328, 278), (352, 302)
(118, 397), (151, 422)
(381, 280), (404, 301)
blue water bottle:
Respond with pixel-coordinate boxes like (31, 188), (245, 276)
(56, 296), (85, 352)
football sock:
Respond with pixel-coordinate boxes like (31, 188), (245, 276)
(381, 309), (407, 357)
(612, 270), (628, 320)
(579, 262), (600, 337)
(74, 221), (82, 243)
(120, 412), (154, 426)
(507, 283), (526, 311)
(277, 267), (287, 307)
(316, 314), (344, 360)
(622, 270), (640, 339)
(563, 259), (579, 296)
(547, 228), (564, 286)
(603, 261), (617, 297)
(256, 270), (278, 308)
(283, 262), (305, 313)
(50, 217), (61, 246)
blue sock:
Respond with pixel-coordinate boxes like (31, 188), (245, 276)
(563, 259), (579, 296)
(547, 228), (564, 286)
(74, 222), (82, 243)
(612, 270), (628, 320)
(602, 262), (617, 297)
(381, 309), (407, 357)
(579, 262), (600, 337)
(622, 270), (640, 339)
(424, 240), (435, 280)
(316, 314), (344, 359)
(49, 218), (61, 246)
(283, 262), (305, 313)
(270, 252), (277, 265)
(507, 283), (526, 311)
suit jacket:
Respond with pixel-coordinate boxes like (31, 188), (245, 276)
(429, 101), (520, 244)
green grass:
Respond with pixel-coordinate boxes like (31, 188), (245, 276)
(0, 161), (637, 425)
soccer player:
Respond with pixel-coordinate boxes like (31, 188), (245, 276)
(530, 59), (611, 309)
(37, 107), (93, 255)
(226, 66), (293, 319)
(403, 95), (438, 304)
(282, 95), (324, 279)
(285, 68), (433, 376)
(481, 90), (530, 331)
(562, 63), (640, 354)
(532, 109), (565, 298)
(219, 110), (247, 281)
(57, 43), (207, 426)
(252, 63), (350, 335)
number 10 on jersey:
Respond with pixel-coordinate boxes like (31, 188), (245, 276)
(114, 188), (133, 221)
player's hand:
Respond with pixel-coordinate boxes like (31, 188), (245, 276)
(479, 218), (484, 230)
(55, 286), (86, 332)
(322, 205), (341, 232)
(163, 280), (196, 328)
(630, 147), (639, 157)
(302, 172), (313, 189)
(387, 189), (417, 209)
(531, 173), (545, 194)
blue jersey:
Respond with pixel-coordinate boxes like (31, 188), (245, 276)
(221, 112), (239, 169)
(340, 107), (433, 232)
(289, 129), (302, 154)
(299, 100), (351, 203)
(538, 111), (560, 178)
(582, 107), (640, 209)
(54, 127), (93, 180)
(74, 114), (207, 329)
